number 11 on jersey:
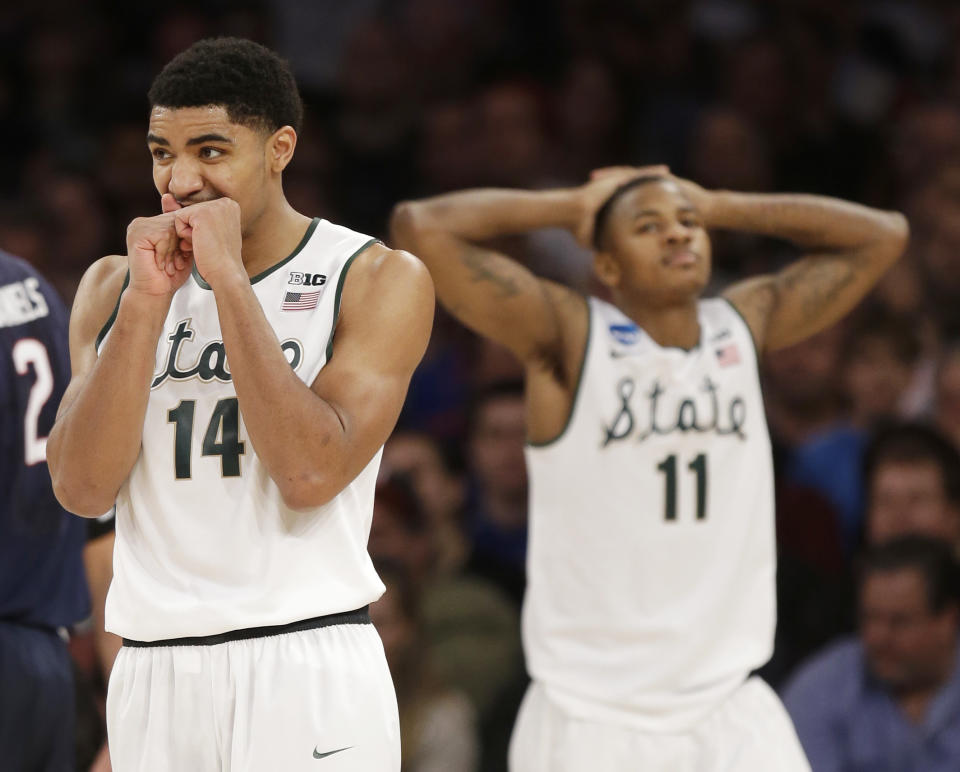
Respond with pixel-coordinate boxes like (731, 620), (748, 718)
(656, 453), (708, 522)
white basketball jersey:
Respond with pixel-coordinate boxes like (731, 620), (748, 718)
(523, 296), (776, 732)
(98, 219), (386, 641)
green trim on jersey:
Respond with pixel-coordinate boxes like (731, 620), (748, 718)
(191, 217), (322, 290)
(720, 296), (762, 370)
(324, 238), (381, 361)
(94, 270), (130, 352)
(527, 294), (592, 449)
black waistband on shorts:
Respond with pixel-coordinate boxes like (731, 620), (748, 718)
(122, 605), (370, 648)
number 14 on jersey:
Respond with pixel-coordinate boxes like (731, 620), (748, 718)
(167, 398), (246, 479)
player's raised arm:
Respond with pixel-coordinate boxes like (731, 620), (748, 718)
(389, 171), (661, 363)
(704, 186), (909, 352)
(389, 188), (579, 362)
(47, 205), (192, 517)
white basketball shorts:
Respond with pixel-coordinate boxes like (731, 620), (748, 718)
(508, 676), (811, 772)
(106, 609), (399, 771)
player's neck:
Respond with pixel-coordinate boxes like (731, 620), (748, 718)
(614, 295), (701, 350)
(240, 199), (314, 279)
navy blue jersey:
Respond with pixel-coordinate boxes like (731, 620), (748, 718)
(0, 251), (89, 628)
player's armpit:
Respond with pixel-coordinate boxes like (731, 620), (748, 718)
(728, 238), (905, 353)
(717, 194), (908, 353)
(390, 203), (569, 364)
(722, 275), (780, 353)
(300, 246), (434, 508)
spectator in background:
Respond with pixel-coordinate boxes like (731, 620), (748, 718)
(0, 250), (89, 771)
(863, 422), (960, 550)
(368, 474), (525, 772)
(764, 324), (846, 453)
(789, 308), (923, 551)
(464, 380), (528, 606)
(551, 57), (625, 183)
(476, 81), (552, 189)
(783, 536), (960, 772)
(382, 430), (469, 575)
(935, 343), (960, 450)
(372, 563), (480, 772)
(908, 165), (960, 337)
(330, 17), (418, 236)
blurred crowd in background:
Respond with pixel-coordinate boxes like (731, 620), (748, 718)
(6, 0), (960, 769)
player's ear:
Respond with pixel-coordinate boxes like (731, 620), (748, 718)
(594, 250), (621, 288)
(267, 126), (297, 173)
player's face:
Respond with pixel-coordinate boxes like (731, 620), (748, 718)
(147, 106), (271, 234)
(860, 568), (957, 690)
(597, 181), (711, 303)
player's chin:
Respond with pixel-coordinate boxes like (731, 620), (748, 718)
(659, 268), (709, 297)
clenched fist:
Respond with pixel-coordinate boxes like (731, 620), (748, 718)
(125, 193), (194, 298)
(172, 197), (243, 289)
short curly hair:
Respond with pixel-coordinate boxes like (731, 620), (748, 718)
(148, 37), (303, 134)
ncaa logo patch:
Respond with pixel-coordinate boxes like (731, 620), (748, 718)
(608, 323), (640, 346)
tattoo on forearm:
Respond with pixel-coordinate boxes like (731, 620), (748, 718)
(459, 245), (522, 298)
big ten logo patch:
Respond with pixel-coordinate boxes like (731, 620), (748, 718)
(287, 272), (327, 287)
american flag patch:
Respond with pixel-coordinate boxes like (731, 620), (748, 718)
(281, 289), (322, 311)
(716, 342), (741, 367)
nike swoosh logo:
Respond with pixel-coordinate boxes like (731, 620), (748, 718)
(313, 746), (352, 760)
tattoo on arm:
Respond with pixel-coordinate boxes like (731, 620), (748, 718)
(778, 255), (857, 324)
(459, 244), (522, 299)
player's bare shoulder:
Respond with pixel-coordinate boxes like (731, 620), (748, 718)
(350, 242), (432, 294)
(334, 243), (434, 365)
(70, 255), (130, 350)
(341, 243), (434, 324)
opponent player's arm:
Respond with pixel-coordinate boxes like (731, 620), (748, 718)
(715, 192), (908, 351)
(46, 259), (170, 516)
(210, 244), (434, 510)
(389, 189), (587, 362)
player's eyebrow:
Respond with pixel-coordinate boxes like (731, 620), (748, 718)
(146, 133), (168, 146)
(185, 134), (233, 146)
(633, 205), (699, 221)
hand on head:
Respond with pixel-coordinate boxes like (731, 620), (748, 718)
(578, 165), (714, 247)
(576, 165), (669, 247)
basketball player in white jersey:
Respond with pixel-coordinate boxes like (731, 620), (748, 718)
(46, 38), (433, 771)
(391, 167), (908, 770)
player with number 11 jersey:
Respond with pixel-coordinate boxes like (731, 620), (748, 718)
(392, 166), (908, 771)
